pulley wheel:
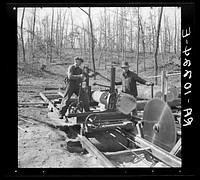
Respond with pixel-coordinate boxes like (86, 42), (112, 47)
(168, 87), (179, 100)
(154, 91), (164, 99)
(143, 98), (176, 152)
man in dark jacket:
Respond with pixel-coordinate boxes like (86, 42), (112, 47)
(115, 61), (153, 115)
(59, 57), (96, 119)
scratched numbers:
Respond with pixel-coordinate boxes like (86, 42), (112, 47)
(182, 27), (193, 126)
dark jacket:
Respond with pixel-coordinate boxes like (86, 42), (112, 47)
(65, 64), (92, 87)
(115, 70), (147, 97)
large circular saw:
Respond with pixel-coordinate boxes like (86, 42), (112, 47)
(143, 98), (177, 152)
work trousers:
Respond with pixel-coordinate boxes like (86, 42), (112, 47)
(132, 96), (138, 116)
(59, 82), (90, 116)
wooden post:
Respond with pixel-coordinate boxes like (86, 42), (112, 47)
(161, 70), (167, 102)
(110, 65), (116, 93)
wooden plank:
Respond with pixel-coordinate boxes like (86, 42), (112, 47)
(134, 135), (181, 167)
(18, 117), (35, 125)
(57, 91), (64, 97)
(33, 94), (62, 99)
(39, 92), (59, 114)
(47, 112), (69, 127)
(103, 147), (151, 157)
(77, 135), (115, 167)
(170, 138), (181, 155)
(44, 87), (65, 91)
(18, 102), (48, 106)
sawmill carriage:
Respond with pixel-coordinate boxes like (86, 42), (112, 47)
(40, 64), (181, 167)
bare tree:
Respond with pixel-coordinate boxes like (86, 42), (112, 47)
(154, 7), (163, 85)
(136, 7), (140, 75)
(174, 8), (177, 54)
(59, 9), (67, 61)
(139, 15), (146, 71)
(20, 8), (26, 63)
(31, 8), (36, 62)
(50, 8), (54, 63)
(80, 7), (96, 73)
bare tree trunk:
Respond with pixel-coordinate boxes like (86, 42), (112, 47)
(160, 31), (164, 61)
(116, 8), (120, 63)
(59, 10), (62, 61)
(174, 8), (177, 54)
(104, 7), (107, 69)
(31, 8), (36, 63)
(58, 10), (67, 61)
(139, 16), (146, 71)
(79, 7), (96, 73)
(154, 7), (163, 85)
(82, 22), (86, 59)
(21, 8), (26, 63)
(88, 8), (95, 73)
(55, 9), (59, 55)
(136, 7), (140, 75)
(130, 18), (133, 52)
(50, 8), (54, 63)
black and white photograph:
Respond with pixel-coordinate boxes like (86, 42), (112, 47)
(5, 2), (197, 177)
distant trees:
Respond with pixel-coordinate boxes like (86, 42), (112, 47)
(18, 7), (181, 79)
(20, 8), (26, 63)
(154, 7), (163, 85)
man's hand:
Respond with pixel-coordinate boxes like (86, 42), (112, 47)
(93, 71), (99, 76)
(146, 81), (154, 86)
(79, 74), (85, 80)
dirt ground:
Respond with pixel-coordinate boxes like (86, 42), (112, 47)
(17, 64), (105, 168)
(18, 106), (104, 168)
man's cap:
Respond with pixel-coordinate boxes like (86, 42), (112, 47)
(74, 56), (84, 62)
(121, 61), (130, 68)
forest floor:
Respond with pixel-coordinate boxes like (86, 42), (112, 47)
(17, 58), (181, 168)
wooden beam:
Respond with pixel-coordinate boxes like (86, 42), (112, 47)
(57, 91), (64, 97)
(78, 135), (115, 167)
(134, 135), (181, 167)
(18, 102), (48, 106)
(103, 147), (151, 157)
(39, 92), (59, 114)
(170, 138), (181, 156)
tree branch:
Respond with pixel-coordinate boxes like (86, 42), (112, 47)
(79, 7), (89, 16)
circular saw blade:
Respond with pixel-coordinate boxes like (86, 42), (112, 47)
(143, 98), (176, 152)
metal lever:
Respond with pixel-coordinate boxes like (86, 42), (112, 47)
(151, 83), (154, 99)
(93, 82), (110, 88)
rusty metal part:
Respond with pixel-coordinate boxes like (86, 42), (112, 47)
(143, 98), (176, 152)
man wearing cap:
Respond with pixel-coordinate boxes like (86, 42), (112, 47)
(115, 61), (153, 115)
(59, 57), (96, 119)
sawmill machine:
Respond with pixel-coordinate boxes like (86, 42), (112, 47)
(58, 64), (181, 164)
